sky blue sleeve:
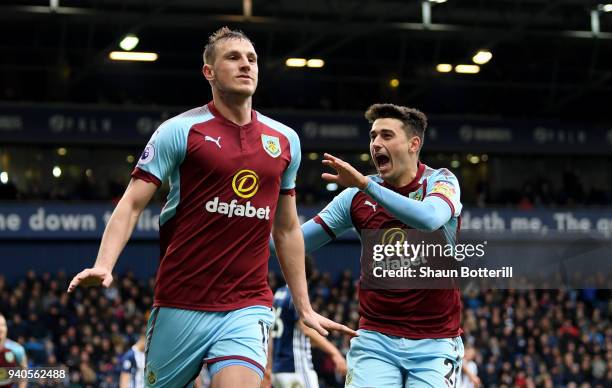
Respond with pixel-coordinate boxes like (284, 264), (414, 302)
(269, 217), (343, 257)
(425, 168), (463, 217)
(135, 120), (188, 183)
(5, 341), (25, 365)
(316, 187), (358, 238)
(269, 188), (356, 257)
(302, 219), (333, 253)
(281, 130), (301, 190)
(363, 180), (451, 232)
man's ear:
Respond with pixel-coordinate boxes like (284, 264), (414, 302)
(203, 64), (214, 81)
(410, 136), (421, 153)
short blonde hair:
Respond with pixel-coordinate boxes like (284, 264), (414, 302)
(203, 27), (253, 65)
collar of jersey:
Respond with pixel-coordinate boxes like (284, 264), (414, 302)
(207, 101), (258, 129)
(381, 161), (425, 195)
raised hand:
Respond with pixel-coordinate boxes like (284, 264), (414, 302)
(321, 153), (369, 190)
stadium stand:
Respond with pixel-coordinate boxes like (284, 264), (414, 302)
(1, 1), (611, 387)
(0, 270), (610, 387)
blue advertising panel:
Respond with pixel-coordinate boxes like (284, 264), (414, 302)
(1, 204), (611, 284)
(1, 204), (611, 240)
(1, 103), (610, 153)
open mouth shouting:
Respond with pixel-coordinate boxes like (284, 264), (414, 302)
(374, 152), (392, 174)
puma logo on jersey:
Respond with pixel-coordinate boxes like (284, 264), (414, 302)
(365, 200), (377, 212)
(205, 135), (222, 148)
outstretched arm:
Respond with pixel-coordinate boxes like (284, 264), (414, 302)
(273, 194), (357, 337)
(362, 179), (451, 231)
(301, 219), (334, 252)
(321, 153), (451, 231)
(68, 178), (157, 292)
(270, 218), (333, 258)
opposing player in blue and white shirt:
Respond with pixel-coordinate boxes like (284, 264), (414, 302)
(267, 257), (347, 388)
(119, 335), (145, 388)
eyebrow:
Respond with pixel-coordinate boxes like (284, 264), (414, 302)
(224, 50), (257, 58)
(369, 128), (394, 135)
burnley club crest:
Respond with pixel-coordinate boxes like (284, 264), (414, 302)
(261, 134), (281, 158)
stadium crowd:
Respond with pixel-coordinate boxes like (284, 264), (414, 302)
(0, 269), (610, 387)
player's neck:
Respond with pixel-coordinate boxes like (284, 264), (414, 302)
(213, 93), (252, 126)
(386, 160), (418, 188)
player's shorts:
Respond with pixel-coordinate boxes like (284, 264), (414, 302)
(144, 305), (274, 387)
(345, 329), (464, 388)
(273, 370), (319, 388)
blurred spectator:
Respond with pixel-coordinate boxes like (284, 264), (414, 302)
(459, 345), (481, 387)
(0, 270), (610, 386)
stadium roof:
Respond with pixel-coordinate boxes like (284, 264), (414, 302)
(1, 0), (611, 120)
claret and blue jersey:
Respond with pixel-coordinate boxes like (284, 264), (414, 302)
(312, 162), (463, 339)
(132, 101), (301, 312)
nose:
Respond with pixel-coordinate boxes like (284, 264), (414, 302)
(239, 56), (251, 71)
(371, 137), (383, 151)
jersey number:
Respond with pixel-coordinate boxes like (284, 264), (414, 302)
(258, 320), (271, 355)
(443, 359), (459, 388)
(271, 306), (284, 338)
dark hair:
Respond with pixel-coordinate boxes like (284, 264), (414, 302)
(203, 26), (253, 65)
(364, 103), (428, 148)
